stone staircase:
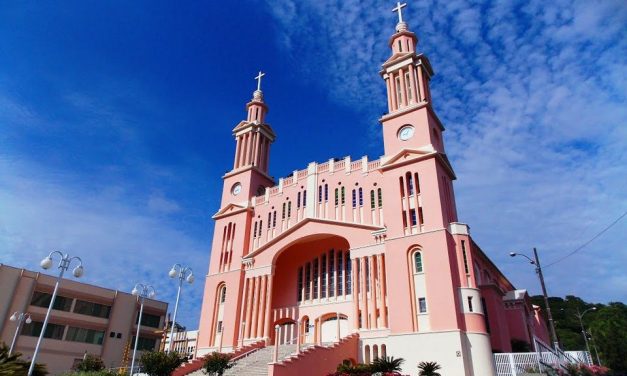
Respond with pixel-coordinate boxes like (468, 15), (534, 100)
(186, 344), (298, 376)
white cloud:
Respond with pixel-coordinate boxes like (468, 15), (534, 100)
(264, 0), (627, 303)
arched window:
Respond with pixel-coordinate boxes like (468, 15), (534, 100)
(373, 344), (379, 360)
(302, 190), (307, 207)
(377, 188), (383, 207)
(297, 192), (301, 208)
(352, 189), (357, 208)
(407, 172), (414, 195)
(324, 184), (329, 201)
(370, 190), (375, 208)
(413, 252), (423, 273)
(359, 188), (363, 206)
(287, 201), (292, 218)
(381, 344), (387, 359)
(318, 185), (323, 202)
(341, 187), (346, 205)
(335, 188), (339, 206)
(364, 345), (371, 364)
(282, 203), (286, 219)
(253, 222), (258, 238)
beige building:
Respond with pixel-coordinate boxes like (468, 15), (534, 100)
(164, 329), (198, 359)
(0, 264), (168, 375)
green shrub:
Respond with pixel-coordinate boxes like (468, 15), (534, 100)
(0, 342), (48, 376)
(139, 351), (185, 376)
(202, 352), (233, 376)
(417, 361), (442, 376)
(73, 355), (105, 372)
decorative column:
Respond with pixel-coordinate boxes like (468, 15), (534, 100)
(244, 278), (254, 338)
(251, 276), (261, 338)
(398, 68), (408, 107)
(390, 73), (398, 110)
(296, 319), (301, 353)
(369, 255), (377, 328)
(238, 277), (249, 344)
(377, 253), (388, 327)
(257, 275), (267, 337)
(263, 274), (273, 341)
(360, 257), (369, 329)
(352, 258), (360, 330)
(336, 312), (341, 342)
(272, 325), (280, 363)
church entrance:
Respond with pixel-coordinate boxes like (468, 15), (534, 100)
(320, 315), (349, 343)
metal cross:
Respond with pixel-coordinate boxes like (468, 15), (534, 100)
(255, 71), (265, 91)
(392, 2), (407, 23)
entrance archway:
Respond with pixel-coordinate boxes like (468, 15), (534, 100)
(320, 314), (349, 343)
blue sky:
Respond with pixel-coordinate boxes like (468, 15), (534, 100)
(1, 1), (625, 329)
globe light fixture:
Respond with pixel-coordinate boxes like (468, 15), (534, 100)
(129, 283), (156, 375)
(166, 264), (194, 352)
(29, 251), (83, 376)
(8, 312), (32, 356)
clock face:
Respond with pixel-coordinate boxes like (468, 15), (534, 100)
(232, 183), (242, 196)
(399, 126), (414, 141)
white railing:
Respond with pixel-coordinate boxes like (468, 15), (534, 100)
(494, 346), (591, 376)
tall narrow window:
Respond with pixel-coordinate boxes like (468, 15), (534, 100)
(410, 209), (417, 226)
(414, 173), (421, 194)
(282, 203), (286, 219)
(345, 253), (352, 294)
(318, 186), (323, 202)
(297, 192), (301, 208)
(482, 298), (490, 333)
(377, 188), (383, 207)
(313, 259), (319, 299)
(321, 254), (327, 299)
(335, 189), (339, 206)
(405, 71), (413, 102)
(253, 222), (258, 238)
(324, 184), (329, 201)
(418, 207), (424, 225)
(220, 286), (227, 303)
(407, 173), (414, 195)
(341, 187), (345, 205)
(352, 190), (357, 208)
(258, 221), (263, 236)
(272, 211), (277, 227)
(461, 240), (469, 274)
(370, 190), (375, 209)
(395, 76), (402, 106)
(297, 267), (303, 301)
(329, 249), (335, 297)
(467, 296), (474, 312)
(287, 201), (292, 218)
(337, 251), (343, 296)
(305, 263), (311, 300)
(303, 190), (307, 207)
(365, 257), (370, 292)
(418, 298), (427, 313)
(267, 213), (271, 228)
(414, 252), (423, 273)
(402, 211), (407, 228)
(359, 188), (363, 206)
(399, 176), (405, 197)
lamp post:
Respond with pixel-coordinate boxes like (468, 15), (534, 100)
(167, 264), (194, 352)
(29, 252), (84, 376)
(9, 312), (32, 355)
(130, 283), (156, 376)
(587, 328), (602, 366)
(575, 306), (597, 364)
(509, 248), (559, 350)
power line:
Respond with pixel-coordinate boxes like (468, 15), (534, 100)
(544, 209), (627, 268)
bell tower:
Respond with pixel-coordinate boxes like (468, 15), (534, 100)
(221, 72), (276, 207)
(379, 3), (444, 158)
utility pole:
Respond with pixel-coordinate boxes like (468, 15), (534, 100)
(533, 247), (559, 350)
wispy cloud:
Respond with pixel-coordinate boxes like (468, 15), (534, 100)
(265, 0), (627, 302)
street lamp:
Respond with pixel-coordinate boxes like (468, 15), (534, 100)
(167, 264), (194, 352)
(575, 306), (597, 364)
(9, 312), (32, 355)
(130, 283), (156, 376)
(509, 248), (559, 350)
(29, 251), (83, 376)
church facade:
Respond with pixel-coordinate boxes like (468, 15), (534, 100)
(196, 7), (549, 376)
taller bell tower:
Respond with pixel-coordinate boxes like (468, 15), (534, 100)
(221, 72), (276, 207)
(379, 4), (444, 157)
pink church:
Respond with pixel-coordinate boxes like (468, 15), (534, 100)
(195, 5), (550, 376)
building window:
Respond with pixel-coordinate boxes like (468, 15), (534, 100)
(324, 184), (329, 201)
(418, 298), (427, 313)
(414, 252), (423, 273)
(282, 203), (286, 219)
(418, 207), (424, 225)
(253, 222), (258, 238)
(468, 296), (474, 312)
(341, 187), (345, 205)
(358, 188), (363, 206)
(414, 173), (421, 194)
(319, 186), (323, 202)
(287, 201), (292, 218)
(66, 327), (105, 345)
(321, 255), (327, 299)
(303, 190), (307, 207)
(482, 298), (490, 333)
(352, 189), (357, 208)
(395, 76), (402, 106)
(337, 251), (343, 296)
(258, 221), (263, 236)
(297, 192), (301, 208)
(345, 252), (352, 294)
(405, 71), (413, 102)
(365, 257), (370, 292)
(30, 291), (73, 312)
(22, 321), (65, 340)
(297, 267), (303, 301)
(313, 259), (319, 299)
(137, 312), (161, 328)
(370, 190), (375, 209)
(272, 211), (277, 227)
(131, 336), (157, 351)
(220, 286), (227, 303)
(335, 188), (339, 206)
(377, 188), (383, 207)
(410, 209), (417, 226)
(407, 173), (414, 195)
(329, 249), (335, 297)
(73, 300), (112, 319)
(305, 263), (311, 300)
(217, 321), (223, 333)
(461, 240), (469, 274)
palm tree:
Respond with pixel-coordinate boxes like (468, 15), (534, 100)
(417, 361), (442, 376)
(369, 356), (404, 373)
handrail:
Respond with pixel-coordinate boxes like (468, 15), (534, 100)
(231, 346), (263, 362)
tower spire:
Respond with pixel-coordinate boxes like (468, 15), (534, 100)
(247, 70), (268, 123)
(392, 2), (408, 31)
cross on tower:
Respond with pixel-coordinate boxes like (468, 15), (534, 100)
(392, 2), (407, 23)
(255, 71), (265, 91)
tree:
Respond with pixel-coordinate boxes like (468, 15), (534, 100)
(417, 361), (441, 376)
(202, 352), (233, 376)
(369, 357), (404, 373)
(0, 343), (48, 376)
(139, 351), (185, 376)
(589, 303), (627, 373)
(73, 354), (105, 372)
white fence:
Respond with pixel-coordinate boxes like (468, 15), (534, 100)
(494, 338), (591, 376)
